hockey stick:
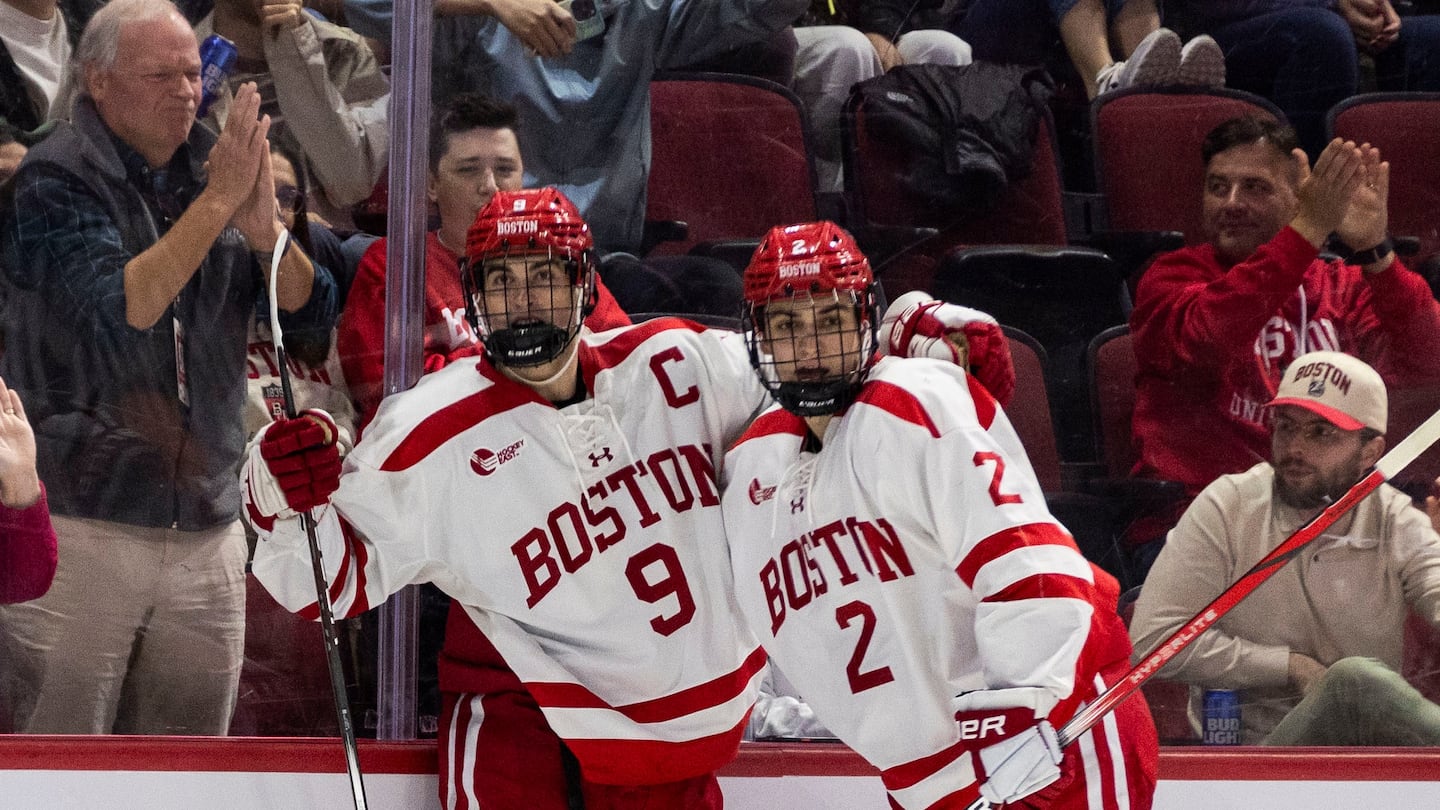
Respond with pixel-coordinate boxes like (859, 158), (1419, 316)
(1057, 405), (1440, 748)
(268, 231), (370, 809)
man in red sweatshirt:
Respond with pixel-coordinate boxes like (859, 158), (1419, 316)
(1130, 114), (1440, 518)
(337, 92), (628, 430)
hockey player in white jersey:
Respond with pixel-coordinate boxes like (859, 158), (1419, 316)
(242, 188), (771, 808)
(721, 222), (1160, 810)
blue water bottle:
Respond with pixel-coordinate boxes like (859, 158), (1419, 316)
(197, 33), (238, 119)
(1202, 689), (1242, 745)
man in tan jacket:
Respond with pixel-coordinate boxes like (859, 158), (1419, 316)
(1130, 350), (1440, 745)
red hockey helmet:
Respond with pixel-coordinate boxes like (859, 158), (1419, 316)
(742, 222), (879, 416)
(461, 188), (597, 367)
(465, 186), (594, 263)
(742, 221), (874, 305)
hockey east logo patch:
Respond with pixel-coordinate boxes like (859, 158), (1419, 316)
(748, 479), (775, 505)
(471, 438), (525, 476)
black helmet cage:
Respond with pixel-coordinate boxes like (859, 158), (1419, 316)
(743, 285), (880, 417)
(460, 241), (598, 368)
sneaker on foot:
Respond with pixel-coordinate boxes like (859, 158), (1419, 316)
(1178, 35), (1226, 88)
(1093, 61), (1125, 97)
(1095, 27), (1182, 96)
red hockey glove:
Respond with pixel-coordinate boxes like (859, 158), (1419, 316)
(951, 687), (1064, 807)
(248, 409), (341, 518)
(880, 292), (1016, 407)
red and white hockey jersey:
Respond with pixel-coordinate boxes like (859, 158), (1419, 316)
(721, 357), (1149, 810)
(247, 318), (769, 784)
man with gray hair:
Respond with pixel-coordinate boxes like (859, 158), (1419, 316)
(0, 0), (337, 735)
(1130, 351), (1440, 745)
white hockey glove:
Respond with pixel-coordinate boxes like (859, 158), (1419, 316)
(242, 409), (340, 525)
(951, 687), (1065, 807)
(880, 292), (1016, 407)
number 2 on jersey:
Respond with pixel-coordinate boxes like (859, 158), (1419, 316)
(625, 543), (697, 636)
(973, 451), (1023, 506)
(837, 600), (894, 693)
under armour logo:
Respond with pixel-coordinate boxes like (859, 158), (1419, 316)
(790, 497), (805, 513)
(588, 447), (613, 467)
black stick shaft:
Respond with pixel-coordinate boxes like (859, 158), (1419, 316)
(275, 341), (369, 810)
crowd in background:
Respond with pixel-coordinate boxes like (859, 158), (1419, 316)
(1, 0), (1439, 767)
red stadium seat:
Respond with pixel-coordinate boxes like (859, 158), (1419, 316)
(1089, 325), (1139, 477)
(1091, 87), (1284, 246)
(1327, 92), (1440, 268)
(1084, 325), (1189, 591)
(1005, 325), (1138, 587)
(646, 72), (819, 258)
(936, 245), (1130, 464)
(1004, 326), (1063, 493)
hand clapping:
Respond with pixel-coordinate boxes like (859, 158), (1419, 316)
(1334, 142), (1390, 260)
(0, 376), (40, 509)
(1292, 138), (1388, 255)
(207, 82), (283, 248)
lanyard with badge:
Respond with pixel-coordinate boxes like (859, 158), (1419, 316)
(147, 166), (192, 410)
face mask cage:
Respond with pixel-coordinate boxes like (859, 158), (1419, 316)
(744, 287), (878, 417)
(461, 243), (594, 368)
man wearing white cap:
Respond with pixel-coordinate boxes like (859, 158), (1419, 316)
(1129, 350), (1440, 745)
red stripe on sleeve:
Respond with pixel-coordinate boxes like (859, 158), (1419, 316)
(880, 737), (969, 791)
(381, 368), (541, 471)
(347, 522), (371, 616)
(980, 572), (1097, 605)
(295, 515), (370, 620)
(526, 646), (767, 724)
(967, 373), (997, 430)
(585, 319), (698, 372)
(733, 408), (807, 449)
(327, 518), (353, 609)
(856, 381), (941, 437)
(244, 494), (275, 534)
(524, 681), (604, 709)
(563, 714), (748, 784)
(955, 522), (1078, 588)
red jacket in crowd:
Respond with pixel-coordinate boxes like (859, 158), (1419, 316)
(1131, 226), (1440, 494)
(0, 485), (56, 604)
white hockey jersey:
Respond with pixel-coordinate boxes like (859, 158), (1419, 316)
(721, 357), (1136, 809)
(247, 319), (770, 784)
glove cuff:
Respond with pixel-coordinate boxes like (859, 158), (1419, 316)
(951, 686), (1057, 720)
(299, 408), (339, 447)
